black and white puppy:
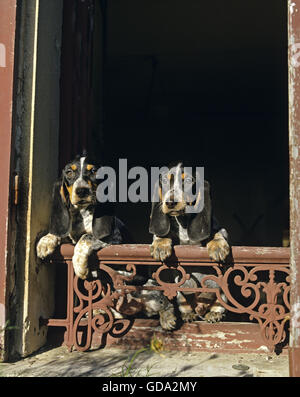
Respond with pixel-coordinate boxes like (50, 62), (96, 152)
(149, 162), (230, 323)
(36, 155), (129, 279)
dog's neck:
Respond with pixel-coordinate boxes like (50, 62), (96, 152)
(69, 203), (94, 213)
(172, 213), (190, 229)
(173, 215), (190, 244)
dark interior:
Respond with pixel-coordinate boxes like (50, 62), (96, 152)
(91, 0), (288, 246)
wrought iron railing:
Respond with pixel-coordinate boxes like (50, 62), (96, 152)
(45, 244), (290, 353)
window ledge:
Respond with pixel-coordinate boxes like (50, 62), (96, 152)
(56, 243), (290, 264)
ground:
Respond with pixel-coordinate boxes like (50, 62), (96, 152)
(0, 344), (289, 377)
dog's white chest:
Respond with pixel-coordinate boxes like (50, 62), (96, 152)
(175, 217), (189, 244)
(179, 225), (189, 244)
(80, 208), (93, 234)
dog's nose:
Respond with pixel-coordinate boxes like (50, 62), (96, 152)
(166, 201), (176, 209)
(166, 195), (176, 209)
(76, 187), (90, 198)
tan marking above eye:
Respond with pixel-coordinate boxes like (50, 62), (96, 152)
(86, 164), (94, 171)
(71, 164), (77, 171)
(181, 173), (185, 179)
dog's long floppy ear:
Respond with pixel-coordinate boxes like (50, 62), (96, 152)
(92, 202), (115, 240)
(49, 181), (71, 237)
(149, 182), (170, 237)
(187, 180), (212, 242)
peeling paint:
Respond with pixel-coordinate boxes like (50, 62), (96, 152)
(257, 345), (269, 353)
(290, 2), (297, 15)
(291, 300), (300, 330)
(0, 303), (5, 326)
(195, 331), (237, 340)
(0, 43), (5, 67)
(172, 331), (252, 348)
(291, 43), (300, 67)
(288, 0), (300, 357)
(293, 143), (299, 160)
(227, 339), (252, 346)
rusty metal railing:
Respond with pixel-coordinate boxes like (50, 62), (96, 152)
(45, 244), (290, 353)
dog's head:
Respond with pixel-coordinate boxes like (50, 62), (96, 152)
(49, 154), (115, 240)
(149, 162), (212, 242)
(158, 162), (201, 217)
(60, 155), (99, 208)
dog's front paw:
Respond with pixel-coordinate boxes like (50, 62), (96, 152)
(36, 233), (60, 259)
(207, 233), (230, 262)
(150, 238), (172, 261)
(204, 311), (224, 323)
(159, 307), (177, 330)
(72, 252), (89, 279)
(72, 235), (95, 279)
(181, 311), (199, 323)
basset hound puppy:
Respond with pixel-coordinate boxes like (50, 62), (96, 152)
(149, 162), (230, 324)
(36, 155), (130, 279)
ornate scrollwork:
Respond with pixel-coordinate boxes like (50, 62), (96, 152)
(70, 256), (290, 352)
(72, 263), (137, 351)
(199, 265), (290, 351)
(152, 264), (190, 299)
(148, 261), (290, 351)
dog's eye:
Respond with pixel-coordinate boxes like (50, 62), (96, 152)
(184, 177), (193, 184)
(161, 176), (169, 185)
(90, 167), (97, 174)
(66, 169), (75, 178)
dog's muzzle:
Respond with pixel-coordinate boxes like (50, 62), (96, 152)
(162, 189), (186, 215)
(71, 179), (94, 206)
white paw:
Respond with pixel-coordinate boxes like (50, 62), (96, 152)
(72, 251), (89, 279)
(36, 234), (60, 259)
